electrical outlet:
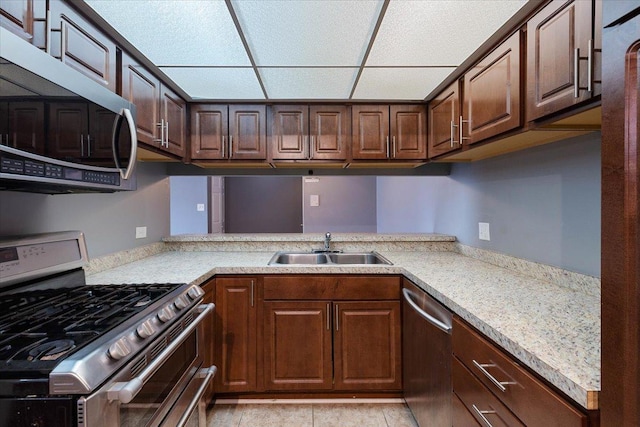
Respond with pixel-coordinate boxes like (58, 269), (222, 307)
(135, 226), (147, 239)
(310, 194), (320, 207)
(196, 203), (205, 212)
(479, 222), (490, 241)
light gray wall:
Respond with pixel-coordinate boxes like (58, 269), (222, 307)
(170, 176), (208, 235)
(377, 133), (601, 277)
(303, 176), (377, 233)
(0, 162), (171, 258)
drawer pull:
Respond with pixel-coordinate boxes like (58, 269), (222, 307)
(472, 360), (514, 392)
(472, 404), (496, 427)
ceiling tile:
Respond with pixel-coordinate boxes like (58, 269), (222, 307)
(367, 0), (527, 66)
(259, 68), (359, 99)
(160, 68), (265, 100)
(231, 0), (384, 66)
(85, 0), (250, 66)
(352, 67), (455, 100)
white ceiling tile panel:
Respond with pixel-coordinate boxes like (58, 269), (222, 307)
(259, 68), (359, 99)
(352, 67), (455, 100)
(367, 0), (527, 66)
(231, 0), (384, 66)
(160, 68), (265, 100)
(85, 0), (250, 66)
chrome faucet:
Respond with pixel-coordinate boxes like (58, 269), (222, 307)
(323, 232), (331, 251)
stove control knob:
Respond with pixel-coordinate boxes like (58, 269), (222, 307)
(108, 338), (131, 360)
(136, 320), (156, 339)
(157, 306), (175, 323)
(187, 286), (204, 300)
(174, 295), (189, 310)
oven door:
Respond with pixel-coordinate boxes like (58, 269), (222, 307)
(80, 304), (214, 427)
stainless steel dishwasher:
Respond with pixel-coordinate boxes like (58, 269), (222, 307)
(402, 279), (453, 427)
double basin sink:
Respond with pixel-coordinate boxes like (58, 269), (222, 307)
(268, 251), (392, 265)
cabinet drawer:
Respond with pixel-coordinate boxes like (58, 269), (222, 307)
(453, 391), (481, 427)
(453, 317), (587, 427)
(263, 276), (400, 300)
(453, 356), (524, 427)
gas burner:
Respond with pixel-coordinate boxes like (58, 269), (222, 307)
(28, 339), (76, 361)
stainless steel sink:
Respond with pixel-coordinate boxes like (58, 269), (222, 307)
(268, 251), (392, 265)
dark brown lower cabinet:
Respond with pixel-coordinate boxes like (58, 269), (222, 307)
(453, 392), (481, 427)
(263, 301), (333, 391)
(214, 277), (257, 393)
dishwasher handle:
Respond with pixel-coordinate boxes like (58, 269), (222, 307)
(402, 288), (452, 334)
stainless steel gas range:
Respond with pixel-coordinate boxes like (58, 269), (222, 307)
(0, 231), (216, 427)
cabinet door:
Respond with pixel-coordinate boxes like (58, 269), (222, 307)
(428, 81), (460, 158)
(191, 104), (228, 160)
(351, 105), (389, 160)
(390, 105), (426, 160)
(214, 277), (257, 393)
(263, 301), (333, 391)
(49, 0), (117, 92)
(463, 31), (521, 145)
(333, 301), (402, 391)
(453, 392), (481, 427)
(7, 102), (45, 154)
(121, 53), (161, 147)
(48, 102), (88, 158)
(229, 105), (267, 160)
(526, 0), (594, 121)
(161, 85), (186, 157)
(269, 105), (308, 160)
(309, 105), (348, 160)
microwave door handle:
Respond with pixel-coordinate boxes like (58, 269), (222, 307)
(107, 303), (214, 404)
(112, 108), (137, 180)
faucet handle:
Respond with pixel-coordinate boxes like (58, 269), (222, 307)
(325, 232), (331, 239)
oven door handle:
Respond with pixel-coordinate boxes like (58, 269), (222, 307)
(107, 303), (214, 404)
(175, 365), (217, 427)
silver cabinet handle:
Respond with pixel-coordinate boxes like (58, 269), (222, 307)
(450, 120), (458, 147)
(155, 119), (165, 145)
(326, 303), (330, 330)
(107, 304), (214, 404)
(471, 404), (496, 427)
(385, 135), (390, 158)
(229, 135), (233, 158)
(221, 135), (226, 158)
(304, 135), (309, 160)
(175, 366), (217, 427)
(587, 39), (593, 93)
(459, 115), (470, 145)
(87, 135), (91, 157)
(250, 280), (254, 307)
(80, 134), (84, 157)
(472, 359), (515, 392)
(392, 135), (396, 158)
(165, 120), (169, 148)
(574, 44), (592, 98)
(335, 303), (339, 331)
(310, 135), (315, 160)
(402, 288), (452, 333)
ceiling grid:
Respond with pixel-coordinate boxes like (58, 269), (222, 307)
(84, 0), (528, 101)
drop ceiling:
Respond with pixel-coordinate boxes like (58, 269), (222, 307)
(85, 0), (527, 102)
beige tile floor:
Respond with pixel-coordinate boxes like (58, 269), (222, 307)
(206, 401), (419, 427)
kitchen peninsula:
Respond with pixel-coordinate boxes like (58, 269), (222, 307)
(85, 233), (600, 417)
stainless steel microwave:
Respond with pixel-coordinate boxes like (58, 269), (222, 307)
(0, 27), (137, 194)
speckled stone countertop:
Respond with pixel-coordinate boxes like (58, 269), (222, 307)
(85, 239), (599, 411)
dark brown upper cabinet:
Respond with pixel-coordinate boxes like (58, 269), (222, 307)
(49, 0), (117, 92)
(229, 104), (267, 160)
(352, 105), (426, 161)
(0, 0), (46, 47)
(462, 31), (521, 145)
(269, 105), (349, 161)
(47, 102), (88, 159)
(121, 52), (186, 158)
(191, 104), (229, 160)
(526, 0), (600, 121)
(428, 81), (461, 158)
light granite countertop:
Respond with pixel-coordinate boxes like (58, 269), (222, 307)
(86, 246), (600, 411)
